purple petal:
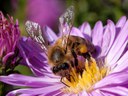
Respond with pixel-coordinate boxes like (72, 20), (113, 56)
(112, 51), (128, 72)
(18, 37), (54, 76)
(0, 12), (20, 62)
(94, 71), (128, 89)
(0, 39), (4, 56)
(61, 94), (70, 96)
(6, 84), (64, 96)
(0, 74), (61, 87)
(43, 26), (58, 44)
(109, 40), (127, 67)
(92, 21), (103, 47)
(45, 91), (63, 96)
(70, 27), (84, 38)
(100, 20), (116, 57)
(91, 90), (105, 96)
(106, 20), (128, 65)
(100, 90), (117, 96)
(79, 91), (89, 96)
(69, 94), (78, 96)
(2, 52), (14, 64)
(100, 86), (128, 96)
(19, 94), (34, 96)
(79, 22), (92, 41)
(116, 16), (127, 28)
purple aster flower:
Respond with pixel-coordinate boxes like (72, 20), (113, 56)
(0, 16), (128, 96)
(0, 11), (20, 74)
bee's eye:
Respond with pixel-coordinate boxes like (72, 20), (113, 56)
(52, 66), (59, 74)
(61, 63), (69, 70)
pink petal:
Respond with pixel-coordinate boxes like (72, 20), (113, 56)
(109, 40), (127, 67)
(94, 71), (128, 89)
(79, 22), (92, 41)
(116, 16), (127, 28)
(6, 84), (64, 96)
(79, 91), (89, 96)
(19, 94), (34, 96)
(99, 91), (115, 96)
(70, 27), (84, 38)
(70, 94), (78, 96)
(0, 74), (60, 87)
(107, 20), (128, 64)
(92, 21), (103, 47)
(18, 37), (53, 76)
(61, 94), (72, 96)
(100, 20), (116, 56)
(43, 26), (57, 44)
(2, 52), (14, 64)
(91, 90), (105, 96)
(100, 86), (128, 96)
(112, 51), (128, 73)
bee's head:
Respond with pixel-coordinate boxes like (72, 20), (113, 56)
(52, 62), (69, 74)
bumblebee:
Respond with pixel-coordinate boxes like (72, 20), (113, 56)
(25, 6), (95, 85)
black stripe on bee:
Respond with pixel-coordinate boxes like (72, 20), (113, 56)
(52, 63), (69, 74)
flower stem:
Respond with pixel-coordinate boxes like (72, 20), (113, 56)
(0, 67), (6, 96)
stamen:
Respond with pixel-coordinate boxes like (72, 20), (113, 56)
(62, 57), (108, 94)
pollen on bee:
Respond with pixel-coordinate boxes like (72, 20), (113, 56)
(79, 44), (87, 53)
(61, 57), (108, 94)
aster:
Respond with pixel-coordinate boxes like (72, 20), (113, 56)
(0, 12), (21, 74)
(0, 16), (128, 96)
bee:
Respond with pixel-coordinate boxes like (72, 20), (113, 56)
(25, 6), (95, 85)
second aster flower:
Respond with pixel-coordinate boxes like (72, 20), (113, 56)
(0, 12), (21, 74)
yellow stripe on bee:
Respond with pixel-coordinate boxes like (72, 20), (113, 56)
(79, 44), (87, 53)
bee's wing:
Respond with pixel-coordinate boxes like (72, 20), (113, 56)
(25, 21), (48, 54)
(59, 6), (74, 48)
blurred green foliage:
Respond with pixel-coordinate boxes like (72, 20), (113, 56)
(67, 0), (128, 27)
(1, 0), (128, 30)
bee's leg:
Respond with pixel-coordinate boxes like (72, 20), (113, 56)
(72, 42), (91, 60)
(81, 52), (91, 61)
(60, 75), (76, 87)
(69, 74), (76, 82)
(71, 42), (80, 67)
(60, 77), (70, 87)
(71, 49), (78, 67)
(65, 73), (76, 82)
(71, 50), (84, 76)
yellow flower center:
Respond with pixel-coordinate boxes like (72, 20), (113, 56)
(62, 57), (108, 94)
